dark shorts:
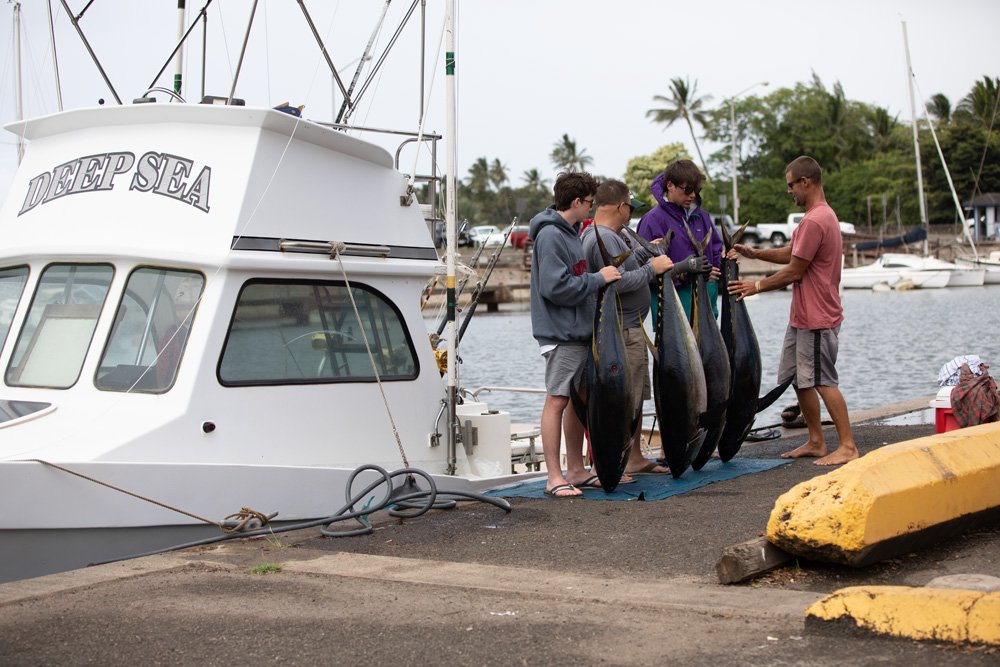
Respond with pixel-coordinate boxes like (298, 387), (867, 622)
(543, 344), (588, 397)
(777, 324), (841, 389)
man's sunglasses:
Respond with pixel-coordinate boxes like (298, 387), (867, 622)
(671, 183), (700, 196)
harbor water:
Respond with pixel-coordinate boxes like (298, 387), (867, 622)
(446, 285), (1000, 431)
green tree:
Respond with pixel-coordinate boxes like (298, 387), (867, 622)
(955, 75), (1000, 128)
(466, 157), (490, 192)
(521, 168), (549, 193)
(488, 159), (509, 191)
(549, 134), (593, 172)
(646, 77), (713, 180)
(927, 93), (952, 125)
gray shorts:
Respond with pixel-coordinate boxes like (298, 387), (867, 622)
(777, 324), (840, 389)
(543, 344), (588, 397)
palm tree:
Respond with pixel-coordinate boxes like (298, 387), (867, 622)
(521, 168), (549, 192)
(870, 106), (899, 152)
(549, 134), (593, 172)
(488, 159), (509, 191)
(465, 157), (490, 193)
(926, 93), (952, 125)
(646, 77), (713, 180)
(955, 76), (1000, 128)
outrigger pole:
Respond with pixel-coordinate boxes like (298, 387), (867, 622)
(58, 0), (122, 104)
(444, 0), (460, 474)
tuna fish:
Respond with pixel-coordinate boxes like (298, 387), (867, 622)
(716, 223), (762, 461)
(571, 226), (639, 492)
(687, 230), (731, 470)
(623, 228), (706, 478)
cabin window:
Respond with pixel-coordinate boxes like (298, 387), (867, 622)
(6, 264), (114, 389)
(219, 280), (418, 385)
(0, 266), (29, 355)
(95, 268), (205, 393)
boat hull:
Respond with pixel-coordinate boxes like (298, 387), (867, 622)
(0, 460), (530, 583)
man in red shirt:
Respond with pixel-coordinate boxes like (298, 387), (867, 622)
(726, 156), (858, 465)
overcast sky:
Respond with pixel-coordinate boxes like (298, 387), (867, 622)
(0, 0), (997, 199)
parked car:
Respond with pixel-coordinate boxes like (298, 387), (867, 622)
(432, 221), (473, 249)
(468, 225), (504, 247)
(506, 224), (531, 250)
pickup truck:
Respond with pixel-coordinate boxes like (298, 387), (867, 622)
(755, 214), (857, 246)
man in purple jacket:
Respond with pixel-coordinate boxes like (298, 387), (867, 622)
(637, 159), (722, 318)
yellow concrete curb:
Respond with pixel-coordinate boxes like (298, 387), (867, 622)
(806, 586), (1000, 645)
(767, 422), (1000, 565)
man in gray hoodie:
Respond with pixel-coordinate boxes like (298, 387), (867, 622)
(529, 172), (620, 497)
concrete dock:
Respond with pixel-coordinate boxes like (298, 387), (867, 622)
(2, 399), (998, 665)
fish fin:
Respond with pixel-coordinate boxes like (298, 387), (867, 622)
(569, 377), (588, 428)
(622, 226), (664, 257)
(593, 225), (614, 267)
(720, 220), (733, 250)
(755, 376), (794, 413)
(733, 220), (750, 246)
(611, 250), (633, 267)
(641, 327), (656, 357)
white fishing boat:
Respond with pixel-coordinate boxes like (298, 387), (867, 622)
(0, 1), (536, 583)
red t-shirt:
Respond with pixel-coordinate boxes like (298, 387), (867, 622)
(789, 202), (844, 329)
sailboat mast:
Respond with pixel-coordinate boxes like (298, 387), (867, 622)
(444, 0), (459, 474)
(902, 21), (929, 256)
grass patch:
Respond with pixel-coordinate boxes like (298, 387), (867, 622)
(248, 563), (282, 575)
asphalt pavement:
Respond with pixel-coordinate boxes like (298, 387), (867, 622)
(1, 401), (997, 665)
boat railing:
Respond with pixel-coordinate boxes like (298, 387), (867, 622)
(315, 122), (443, 223)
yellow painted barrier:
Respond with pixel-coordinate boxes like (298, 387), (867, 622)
(807, 586), (1000, 646)
(767, 422), (1000, 565)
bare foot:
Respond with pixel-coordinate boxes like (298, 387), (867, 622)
(781, 441), (828, 459)
(624, 460), (670, 474)
(814, 447), (860, 466)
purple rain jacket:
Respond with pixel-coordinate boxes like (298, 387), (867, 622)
(636, 172), (723, 286)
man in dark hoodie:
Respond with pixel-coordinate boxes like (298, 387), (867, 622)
(637, 159), (723, 319)
(529, 172), (621, 498)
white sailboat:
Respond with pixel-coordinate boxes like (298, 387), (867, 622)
(847, 24), (990, 292)
(0, 1), (534, 583)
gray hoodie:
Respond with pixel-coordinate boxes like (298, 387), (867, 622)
(528, 205), (605, 346)
(581, 224), (656, 329)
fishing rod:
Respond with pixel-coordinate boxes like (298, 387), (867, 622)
(429, 218), (482, 328)
(457, 218), (517, 344)
(424, 218), (480, 314)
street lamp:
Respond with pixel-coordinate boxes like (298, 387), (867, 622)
(728, 81), (768, 227)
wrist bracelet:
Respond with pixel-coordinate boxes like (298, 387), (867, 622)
(755, 280), (762, 293)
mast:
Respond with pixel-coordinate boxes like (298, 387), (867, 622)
(444, 0), (459, 474)
(13, 2), (23, 163)
(902, 21), (929, 256)
(174, 0), (185, 95)
(46, 0), (63, 111)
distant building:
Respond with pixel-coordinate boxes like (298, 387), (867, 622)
(965, 193), (1000, 240)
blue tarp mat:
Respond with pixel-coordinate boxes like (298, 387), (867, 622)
(486, 458), (792, 501)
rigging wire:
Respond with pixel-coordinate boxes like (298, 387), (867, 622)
(87, 464), (511, 569)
